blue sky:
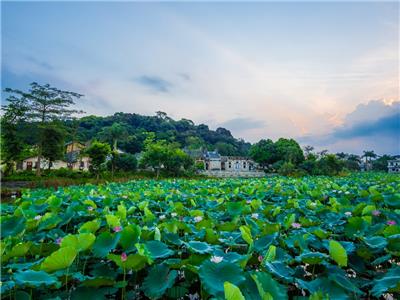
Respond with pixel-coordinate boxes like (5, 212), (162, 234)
(2, 1), (399, 154)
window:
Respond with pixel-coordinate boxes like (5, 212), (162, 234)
(228, 162), (232, 168)
(243, 162), (246, 169)
(80, 161), (85, 168)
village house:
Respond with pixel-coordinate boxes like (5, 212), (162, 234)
(388, 159), (400, 173)
(198, 150), (259, 172)
(20, 141), (91, 171)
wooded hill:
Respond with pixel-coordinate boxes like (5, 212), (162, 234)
(60, 111), (251, 156)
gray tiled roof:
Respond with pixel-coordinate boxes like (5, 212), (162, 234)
(205, 151), (221, 159)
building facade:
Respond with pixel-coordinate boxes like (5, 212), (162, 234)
(19, 141), (91, 171)
(388, 159), (400, 173)
(201, 151), (258, 172)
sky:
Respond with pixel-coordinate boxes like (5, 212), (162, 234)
(2, 1), (399, 155)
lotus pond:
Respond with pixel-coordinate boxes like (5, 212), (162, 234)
(1, 173), (400, 299)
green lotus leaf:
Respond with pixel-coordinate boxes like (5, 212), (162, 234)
(92, 232), (120, 257)
(297, 251), (328, 265)
(1, 216), (25, 237)
(224, 282), (245, 300)
(142, 264), (177, 299)
(40, 246), (78, 272)
(47, 195), (63, 208)
(251, 271), (288, 300)
(329, 273), (363, 295)
(187, 241), (214, 254)
(384, 194), (400, 208)
(119, 224), (141, 251)
(227, 202), (243, 216)
(263, 245), (276, 263)
(14, 270), (59, 287)
(239, 225), (253, 246)
(199, 260), (245, 297)
(6, 242), (32, 259)
(145, 240), (174, 259)
(264, 262), (294, 282)
(71, 287), (107, 300)
(363, 236), (387, 249)
(329, 240), (347, 267)
(82, 278), (115, 287)
(371, 267), (400, 297)
(108, 253), (147, 271)
(61, 233), (96, 251)
(38, 214), (62, 231)
(105, 214), (120, 228)
(387, 234), (400, 252)
(78, 219), (101, 233)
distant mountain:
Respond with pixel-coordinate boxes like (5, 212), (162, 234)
(63, 112), (251, 156)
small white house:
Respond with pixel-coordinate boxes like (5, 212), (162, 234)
(201, 151), (257, 172)
(21, 157), (68, 171)
(388, 159), (400, 173)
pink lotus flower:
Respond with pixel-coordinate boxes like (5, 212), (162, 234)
(372, 210), (381, 216)
(56, 238), (63, 245)
(121, 252), (127, 262)
(387, 220), (396, 226)
(258, 255), (263, 262)
(113, 226), (122, 232)
(34, 215), (42, 221)
(291, 222), (301, 229)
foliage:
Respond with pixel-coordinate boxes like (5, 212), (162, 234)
(41, 125), (66, 166)
(2, 82), (83, 176)
(108, 153), (138, 172)
(140, 139), (193, 177)
(372, 155), (396, 171)
(1, 173), (399, 299)
(85, 141), (111, 177)
(249, 139), (278, 167)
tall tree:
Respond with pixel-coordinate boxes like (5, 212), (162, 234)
(249, 139), (278, 168)
(41, 125), (66, 169)
(362, 150), (377, 164)
(275, 138), (304, 165)
(85, 141), (111, 179)
(1, 96), (31, 174)
(3, 82), (83, 176)
(98, 123), (129, 177)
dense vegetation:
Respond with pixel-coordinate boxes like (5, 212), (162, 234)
(1, 173), (399, 299)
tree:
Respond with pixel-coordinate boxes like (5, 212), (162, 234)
(1, 94), (31, 174)
(215, 142), (237, 156)
(41, 125), (66, 169)
(98, 123), (129, 177)
(372, 155), (394, 171)
(362, 150), (377, 163)
(85, 141), (111, 178)
(108, 153), (138, 172)
(315, 154), (344, 176)
(3, 82), (83, 176)
(275, 138), (304, 165)
(249, 139), (278, 168)
(140, 139), (193, 178)
(303, 145), (314, 159)
(140, 140), (168, 179)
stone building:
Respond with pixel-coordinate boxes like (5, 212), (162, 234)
(388, 159), (400, 173)
(201, 151), (258, 172)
